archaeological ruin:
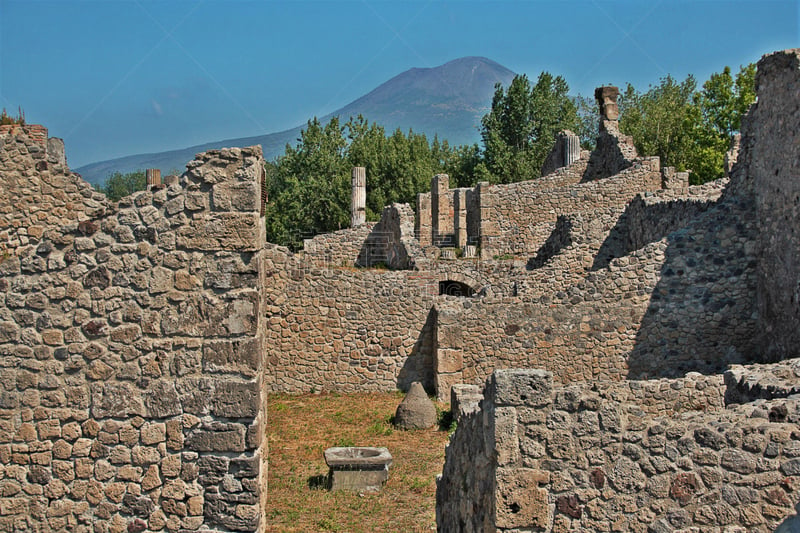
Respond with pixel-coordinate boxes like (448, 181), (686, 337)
(0, 47), (798, 532)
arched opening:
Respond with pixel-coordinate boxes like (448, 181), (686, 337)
(439, 280), (475, 297)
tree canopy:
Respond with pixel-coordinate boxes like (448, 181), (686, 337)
(98, 170), (146, 202)
(263, 115), (475, 250)
(480, 72), (581, 183)
(619, 64), (756, 184)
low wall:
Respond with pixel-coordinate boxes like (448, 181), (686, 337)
(0, 144), (267, 532)
(438, 368), (800, 532)
(301, 223), (376, 267)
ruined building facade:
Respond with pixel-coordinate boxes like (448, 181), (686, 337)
(0, 48), (798, 532)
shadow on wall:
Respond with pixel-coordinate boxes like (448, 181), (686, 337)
(527, 215), (573, 270)
(626, 199), (760, 379)
(355, 226), (412, 270)
(397, 307), (437, 393)
(591, 195), (720, 272)
(774, 502), (800, 532)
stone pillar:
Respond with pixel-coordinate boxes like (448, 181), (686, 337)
(431, 174), (451, 246)
(351, 167), (366, 227)
(454, 189), (468, 249)
(146, 168), (161, 187)
(477, 182), (498, 259)
(564, 132), (581, 167)
(595, 86), (620, 121)
(416, 193), (432, 246)
(434, 306), (464, 402)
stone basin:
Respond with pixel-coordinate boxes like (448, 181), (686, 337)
(323, 447), (392, 491)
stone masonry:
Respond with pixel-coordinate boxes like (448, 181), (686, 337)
(436, 48), (800, 531)
(0, 138), (267, 531)
(1, 48), (800, 532)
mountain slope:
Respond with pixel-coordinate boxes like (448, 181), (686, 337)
(75, 57), (515, 184)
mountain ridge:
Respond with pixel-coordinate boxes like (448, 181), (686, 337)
(75, 57), (515, 184)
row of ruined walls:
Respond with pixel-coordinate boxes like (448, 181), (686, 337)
(436, 48), (800, 532)
(0, 133), (268, 532)
(264, 100), (699, 396)
(431, 176), (758, 399)
(262, 161), (667, 396)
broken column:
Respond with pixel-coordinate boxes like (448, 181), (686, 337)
(595, 86), (620, 121)
(416, 193), (432, 246)
(564, 131), (581, 167)
(351, 166), (366, 227)
(145, 168), (161, 187)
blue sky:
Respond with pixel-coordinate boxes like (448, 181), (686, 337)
(1, 0), (797, 168)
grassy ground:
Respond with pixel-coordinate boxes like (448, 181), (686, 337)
(265, 392), (452, 533)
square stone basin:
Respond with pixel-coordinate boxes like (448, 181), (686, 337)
(323, 447), (393, 491)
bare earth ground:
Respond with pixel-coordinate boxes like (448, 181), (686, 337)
(264, 392), (452, 533)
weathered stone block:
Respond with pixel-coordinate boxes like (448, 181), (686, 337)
(494, 406), (520, 466)
(212, 182), (258, 212)
(203, 338), (259, 375)
(177, 213), (261, 251)
(90, 382), (145, 418)
(495, 467), (550, 529)
(186, 426), (245, 453)
(492, 369), (553, 407)
(143, 380), (181, 418)
(212, 380), (260, 419)
(435, 348), (462, 374)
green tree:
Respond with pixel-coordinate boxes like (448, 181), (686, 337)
(619, 64), (755, 184)
(264, 117), (351, 249)
(99, 170), (146, 201)
(264, 114), (480, 249)
(618, 74), (698, 172)
(480, 72), (580, 183)
(685, 63), (756, 183)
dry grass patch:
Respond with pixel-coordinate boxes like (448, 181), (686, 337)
(265, 392), (452, 532)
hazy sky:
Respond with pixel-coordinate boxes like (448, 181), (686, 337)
(1, 0), (797, 168)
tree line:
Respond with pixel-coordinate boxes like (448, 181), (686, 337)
(99, 62), (756, 248)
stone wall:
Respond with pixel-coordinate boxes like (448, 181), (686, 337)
(0, 125), (108, 254)
(437, 368), (800, 532)
(301, 223), (376, 267)
(480, 158), (661, 258)
(436, 49), (800, 531)
(751, 48), (800, 361)
(0, 141), (267, 532)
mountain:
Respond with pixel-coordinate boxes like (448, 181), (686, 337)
(75, 57), (515, 185)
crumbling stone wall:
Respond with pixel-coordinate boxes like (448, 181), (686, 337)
(0, 124), (108, 254)
(262, 245), (439, 392)
(437, 48), (800, 532)
(751, 48), (800, 361)
(0, 141), (267, 532)
(481, 158), (661, 258)
(438, 368), (800, 532)
(355, 203), (419, 269)
(301, 223), (376, 267)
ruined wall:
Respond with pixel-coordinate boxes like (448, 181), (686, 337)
(751, 48), (800, 360)
(433, 184), (758, 399)
(437, 49), (800, 532)
(480, 159), (661, 258)
(0, 125), (108, 254)
(262, 246), (439, 393)
(355, 203), (419, 269)
(0, 142), (267, 532)
(301, 223), (376, 267)
(438, 368), (800, 532)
